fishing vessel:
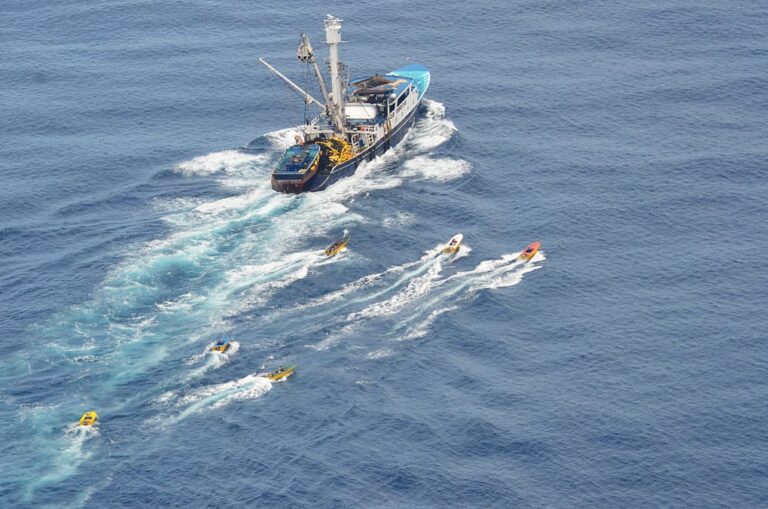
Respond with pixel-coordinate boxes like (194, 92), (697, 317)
(261, 15), (430, 193)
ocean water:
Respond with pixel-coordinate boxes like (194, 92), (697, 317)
(1, 1), (767, 507)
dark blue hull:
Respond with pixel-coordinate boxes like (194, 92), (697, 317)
(302, 104), (420, 192)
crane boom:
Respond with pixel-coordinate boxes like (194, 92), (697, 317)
(258, 57), (324, 108)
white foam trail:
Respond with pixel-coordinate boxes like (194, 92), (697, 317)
(175, 150), (267, 176)
(315, 247), (352, 265)
(402, 305), (458, 340)
(264, 249), (431, 323)
(396, 251), (546, 336)
(348, 259), (444, 320)
(264, 127), (303, 149)
(153, 196), (209, 214)
(167, 374), (273, 423)
(220, 250), (326, 313)
(336, 245), (469, 333)
(177, 374), (271, 407)
(309, 323), (359, 351)
(367, 348), (394, 359)
(382, 211), (416, 227)
(30, 424), (98, 492)
(283, 267), (395, 315)
(156, 292), (200, 314)
(265, 243), (467, 327)
(96, 168), (353, 348)
(193, 184), (276, 215)
(154, 390), (177, 406)
(183, 341), (241, 381)
(301, 249), (544, 343)
(421, 242), (448, 260)
(427, 242), (473, 262)
(303, 246), (466, 350)
(402, 156), (471, 182)
(474, 252), (545, 289)
(450, 244), (473, 262)
(410, 99), (457, 151)
(326, 254), (443, 317)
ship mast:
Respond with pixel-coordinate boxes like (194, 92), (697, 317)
(297, 33), (345, 134)
(259, 15), (348, 137)
(324, 15), (345, 127)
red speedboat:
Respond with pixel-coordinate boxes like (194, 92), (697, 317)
(518, 241), (541, 262)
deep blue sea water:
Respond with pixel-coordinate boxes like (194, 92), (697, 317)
(2, 1), (767, 507)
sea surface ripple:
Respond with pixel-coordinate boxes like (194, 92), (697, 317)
(1, 1), (767, 507)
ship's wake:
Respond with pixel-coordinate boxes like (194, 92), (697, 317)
(11, 99), (480, 494)
(304, 249), (545, 350)
(183, 341), (241, 381)
(152, 373), (273, 426)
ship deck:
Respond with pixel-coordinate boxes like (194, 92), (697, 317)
(273, 144), (320, 177)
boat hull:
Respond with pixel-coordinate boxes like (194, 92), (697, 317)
(79, 411), (98, 427)
(325, 235), (350, 257)
(443, 233), (463, 254)
(267, 365), (296, 382)
(270, 144), (322, 192)
(519, 241), (541, 262)
(296, 103), (420, 193)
